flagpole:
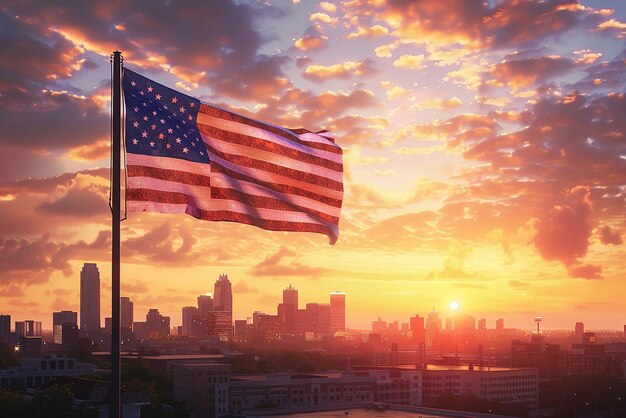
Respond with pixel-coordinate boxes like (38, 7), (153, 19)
(110, 50), (122, 418)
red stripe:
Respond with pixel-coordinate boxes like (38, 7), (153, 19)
(205, 145), (344, 192)
(126, 189), (337, 237)
(200, 104), (341, 155)
(127, 165), (210, 187)
(210, 187), (339, 224)
(210, 163), (342, 207)
(197, 124), (343, 172)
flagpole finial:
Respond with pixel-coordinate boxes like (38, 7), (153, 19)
(110, 50), (124, 64)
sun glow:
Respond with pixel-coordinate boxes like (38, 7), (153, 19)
(449, 300), (459, 310)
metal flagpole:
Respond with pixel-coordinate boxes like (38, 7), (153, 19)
(110, 50), (122, 418)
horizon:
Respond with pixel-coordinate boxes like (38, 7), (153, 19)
(1, 1), (626, 336)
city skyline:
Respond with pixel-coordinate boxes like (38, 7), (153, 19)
(1, 1), (625, 332)
(2, 263), (625, 333)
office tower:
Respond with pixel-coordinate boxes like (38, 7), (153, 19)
(372, 317), (387, 334)
(425, 310), (441, 347)
(575, 322), (584, 342)
(496, 318), (504, 332)
(410, 315), (425, 346)
(454, 314), (476, 336)
(121, 297), (134, 330)
(134, 309), (170, 340)
(80, 263), (101, 333)
(283, 284), (298, 308)
(198, 294), (214, 315)
(305, 303), (331, 337)
(478, 318), (487, 332)
(15, 320), (42, 337)
(0, 314), (10, 344)
(52, 311), (77, 344)
(330, 291), (346, 333)
(182, 306), (198, 336)
(214, 274), (232, 312)
(214, 274), (232, 328)
(279, 284), (299, 337)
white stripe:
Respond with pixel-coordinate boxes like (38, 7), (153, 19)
(126, 200), (339, 237)
(201, 133), (343, 182)
(297, 131), (336, 144)
(126, 153), (211, 176)
(196, 112), (342, 161)
(127, 174), (341, 218)
(207, 151), (344, 200)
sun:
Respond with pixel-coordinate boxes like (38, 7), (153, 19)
(449, 300), (459, 310)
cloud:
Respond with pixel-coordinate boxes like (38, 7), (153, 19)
(0, 231), (110, 286)
(598, 225), (623, 245)
(490, 55), (575, 90)
(532, 186), (599, 277)
(249, 246), (323, 277)
(233, 280), (259, 294)
(122, 222), (203, 265)
(567, 264), (602, 280)
(393, 54), (425, 70)
(303, 59), (378, 81)
(414, 97), (463, 110)
(294, 34), (328, 51)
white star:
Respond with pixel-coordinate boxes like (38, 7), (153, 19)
(150, 141), (155, 147)
(131, 81), (136, 86)
(142, 131), (148, 138)
(166, 143), (172, 149)
(167, 128), (173, 134)
(176, 138), (182, 143)
(133, 107), (139, 112)
(143, 116), (149, 121)
(158, 133), (165, 139)
(132, 139), (138, 145)
(147, 86), (153, 92)
(133, 121), (139, 128)
(172, 97), (178, 104)
(151, 124), (157, 130)
(155, 94), (161, 100)
(183, 147), (189, 153)
(179, 106), (185, 113)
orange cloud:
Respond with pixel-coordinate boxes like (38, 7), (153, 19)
(303, 59), (378, 81)
(294, 34), (328, 51)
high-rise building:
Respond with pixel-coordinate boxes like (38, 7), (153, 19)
(410, 315), (425, 346)
(478, 318), (487, 332)
(198, 294), (214, 315)
(52, 311), (77, 345)
(214, 274), (232, 312)
(329, 291), (346, 333)
(425, 310), (441, 347)
(80, 263), (101, 333)
(182, 306), (198, 336)
(15, 320), (42, 337)
(575, 322), (584, 343)
(0, 314), (10, 344)
(121, 297), (134, 330)
(283, 284), (298, 308)
(214, 274), (232, 327)
(279, 285), (299, 337)
(496, 318), (504, 332)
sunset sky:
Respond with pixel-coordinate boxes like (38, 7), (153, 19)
(1, 0), (625, 331)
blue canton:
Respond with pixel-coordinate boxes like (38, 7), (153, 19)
(123, 68), (209, 163)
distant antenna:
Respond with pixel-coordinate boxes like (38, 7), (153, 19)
(534, 316), (543, 334)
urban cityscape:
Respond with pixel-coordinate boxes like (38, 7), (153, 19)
(2, 262), (626, 417)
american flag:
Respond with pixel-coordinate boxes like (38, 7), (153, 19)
(123, 69), (343, 244)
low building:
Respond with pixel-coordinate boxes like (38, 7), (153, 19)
(172, 362), (231, 418)
(421, 364), (538, 414)
(0, 355), (98, 389)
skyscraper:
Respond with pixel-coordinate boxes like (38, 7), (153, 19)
(80, 263), (101, 333)
(182, 306), (198, 336)
(214, 274), (232, 312)
(329, 291), (346, 333)
(575, 322), (584, 343)
(121, 296), (134, 330)
(197, 294), (214, 315)
(0, 314), (10, 344)
(283, 284), (298, 308)
(214, 274), (233, 327)
(410, 315), (425, 346)
(52, 311), (77, 345)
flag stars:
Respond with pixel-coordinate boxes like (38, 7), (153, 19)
(167, 128), (173, 134)
(142, 131), (148, 138)
(143, 116), (149, 121)
(158, 133), (165, 139)
(172, 97), (178, 104)
(147, 86), (153, 92)
(160, 119), (165, 124)
(179, 106), (185, 113)
(132, 139), (138, 145)
(151, 124), (157, 130)
(133, 121), (139, 128)
(166, 143), (172, 149)
(150, 141), (155, 147)
(176, 138), (182, 143)
(131, 81), (136, 86)
(183, 147), (189, 153)
(155, 94), (161, 100)
(133, 107), (139, 112)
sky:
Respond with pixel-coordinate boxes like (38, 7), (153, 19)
(0, 0), (625, 331)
